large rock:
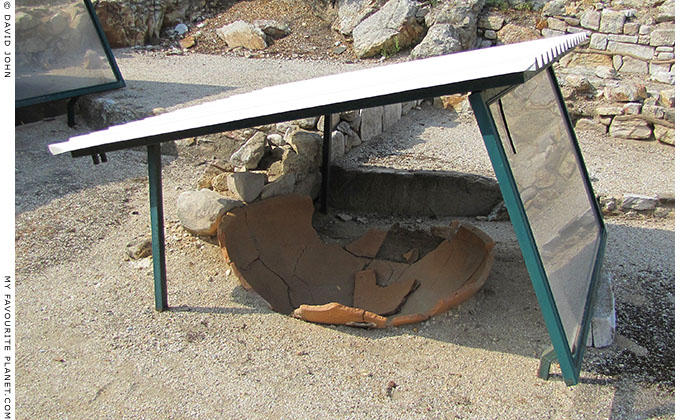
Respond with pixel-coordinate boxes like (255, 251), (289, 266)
(382, 103), (402, 132)
(352, 0), (425, 58)
(607, 41), (655, 60)
(359, 106), (384, 142)
(333, 0), (387, 36)
(600, 9), (626, 34)
(330, 130), (346, 161)
(609, 117), (652, 140)
(177, 189), (241, 236)
(217, 20), (268, 50)
(260, 173), (296, 200)
(497, 23), (541, 44)
(268, 146), (313, 182)
(410, 23), (462, 59)
(227, 172), (267, 203)
(541, 0), (567, 17)
(337, 121), (362, 151)
(604, 83), (647, 102)
(425, 0), (485, 50)
(621, 194), (658, 210)
(253, 20), (291, 39)
(286, 130), (323, 166)
(580, 10), (601, 31)
(650, 28), (675, 47)
(230, 132), (267, 170)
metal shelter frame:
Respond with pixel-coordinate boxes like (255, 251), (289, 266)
(49, 33), (605, 385)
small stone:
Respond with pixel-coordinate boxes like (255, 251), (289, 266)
(621, 194), (658, 210)
(211, 172), (231, 192)
(337, 213), (353, 222)
(179, 35), (196, 49)
(267, 133), (285, 146)
(623, 22), (639, 35)
(575, 119), (607, 135)
(599, 196), (618, 215)
(654, 125), (675, 145)
(659, 89), (675, 108)
(174, 23), (188, 36)
(126, 235), (152, 260)
(333, 45), (347, 55)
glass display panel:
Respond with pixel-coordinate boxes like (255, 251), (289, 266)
(488, 70), (601, 352)
(16, 0), (121, 104)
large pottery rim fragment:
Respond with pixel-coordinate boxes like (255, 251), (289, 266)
(218, 194), (495, 328)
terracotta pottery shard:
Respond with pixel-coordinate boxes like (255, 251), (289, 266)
(365, 259), (410, 287)
(353, 269), (419, 316)
(217, 195), (495, 328)
(345, 228), (388, 258)
(403, 247), (419, 263)
(376, 224), (444, 262)
(293, 302), (387, 328)
(388, 224), (495, 326)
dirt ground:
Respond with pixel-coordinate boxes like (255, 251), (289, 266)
(13, 1), (676, 418)
(15, 104), (675, 419)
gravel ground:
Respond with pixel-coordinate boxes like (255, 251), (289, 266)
(15, 50), (675, 419)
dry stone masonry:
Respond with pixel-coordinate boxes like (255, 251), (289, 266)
(177, 99), (427, 235)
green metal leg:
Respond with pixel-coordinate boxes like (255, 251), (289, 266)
(538, 347), (557, 381)
(147, 144), (168, 311)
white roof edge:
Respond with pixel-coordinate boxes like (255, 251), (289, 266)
(49, 33), (588, 156)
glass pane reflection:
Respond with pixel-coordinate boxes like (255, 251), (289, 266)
(489, 70), (601, 352)
(16, 0), (119, 102)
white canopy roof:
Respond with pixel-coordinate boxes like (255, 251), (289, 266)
(49, 33), (587, 156)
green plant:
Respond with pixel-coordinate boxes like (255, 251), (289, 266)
(381, 36), (401, 58)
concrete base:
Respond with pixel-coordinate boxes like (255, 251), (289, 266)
(328, 165), (502, 217)
(586, 271), (616, 348)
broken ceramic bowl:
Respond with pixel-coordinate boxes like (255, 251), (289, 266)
(218, 195), (495, 327)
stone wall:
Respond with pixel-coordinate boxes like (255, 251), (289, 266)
(94, 0), (219, 47)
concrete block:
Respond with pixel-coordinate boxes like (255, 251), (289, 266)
(587, 272), (616, 348)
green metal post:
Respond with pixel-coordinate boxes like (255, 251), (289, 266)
(537, 347), (557, 381)
(147, 144), (168, 311)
